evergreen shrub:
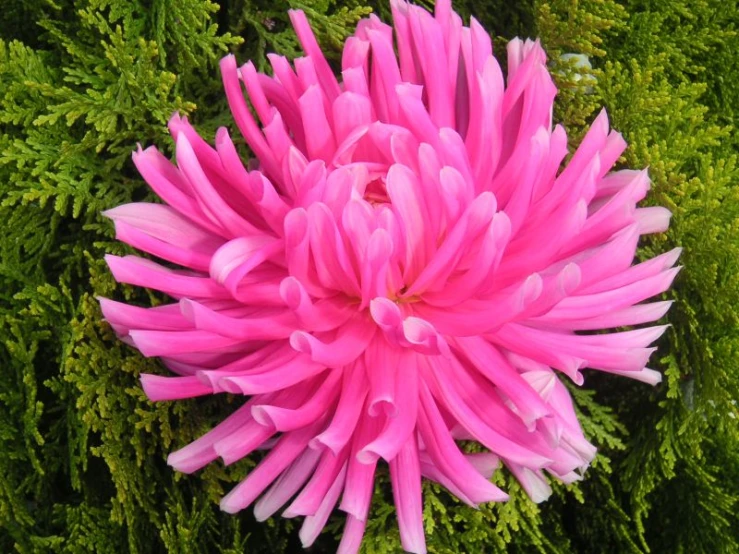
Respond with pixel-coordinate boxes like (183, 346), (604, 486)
(1, 0), (736, 552)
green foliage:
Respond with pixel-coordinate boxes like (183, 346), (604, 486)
(1, 0), (737, 552)
(537, 1), (739, 553)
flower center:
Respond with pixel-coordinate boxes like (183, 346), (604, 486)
(363, 177), (390, 205)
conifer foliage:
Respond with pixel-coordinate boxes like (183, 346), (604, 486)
(1, 0), (737, 553)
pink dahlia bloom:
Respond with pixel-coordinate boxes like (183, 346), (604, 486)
(101, 1), (679, 552)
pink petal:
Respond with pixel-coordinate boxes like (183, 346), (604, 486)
(299, 85), (337, 162)
(220, 417), (326, 513)
(299, 463), (348, 547)
(252, 370), (342, 431)
(285, 448), (349, 518)
(358, 350), (418, 462)
(140, 374), (213, 401)
(220, 55), (280, 180)
(390, 440), (427, 554)
(167, 401), (260, 473)
(288, 10), (341, 101)
(290, 315), (376, 368)
(253, 448), (322, 521)
(364, 337), (400, 417)
(104, 203), (222, 271)
(98, 298), (190, 333)
(417, 381), (509, 505)
(337, 514), (367, 554)
(105, 255), (229, 300)
(311, 362), (369, 454)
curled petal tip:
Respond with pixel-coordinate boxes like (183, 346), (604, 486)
(289, 330), (313, 355)
(559, 263), (582, 294)
(369, 297), (402, 327)
(217, 377), (244, 395)
(215, 125), (231, 145)
(356, 449), (380, 465)
(250, 405), (274, 427)
(280, 277), (304, 310)
(523, 273), (544, 305)
(368, 398), (398, 418)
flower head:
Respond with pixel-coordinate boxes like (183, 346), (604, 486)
(101, 1), (679, 552)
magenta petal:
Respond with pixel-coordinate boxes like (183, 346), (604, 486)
(220, 55), (280, 181)
(364, 337), (400, 417)
(299, 86), (337, 162)
(635, 206), (672, 234)
(417, 381), (509, 505)
(140, 374), (213, 401)
(311, 362), (369, 454)
(507, 463), (552, 503)
(299, 463), (348, 547)
(285, 448), (349, 518)
(98, 298), (190, 334)
(180, 299), (296, 341)
(390, 440), (427, 554)
(358, 350), (418, 462)
(454, 337), (551, 426)
(339, 411), (383, 520)
(221, 417), (325, 513)
(175, 133), (261, 238)
(290, 315), (376, 368)
(105, 255), (230, 300)
(131, 146), (212, 233)
(337, 514), (367, 554)
(288, 10), (342, 101)
(425, 357), (553, 467)
(104, 203), (222, 271)
(129, 329), (243, 357)
(167, 401), (264, 473)
(254, 448), (322, 521)
(252, 370), (341, 431)
(214, 420), (278, 466)
(218, 356), (326, 395)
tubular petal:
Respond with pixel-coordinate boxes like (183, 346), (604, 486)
(390, 440), (427, 554)
(220, 418), (326, 513)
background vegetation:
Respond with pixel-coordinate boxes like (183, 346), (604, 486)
(1, 0), (737, 552)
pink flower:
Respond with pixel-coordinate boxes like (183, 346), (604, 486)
(100, 1), (679, 552)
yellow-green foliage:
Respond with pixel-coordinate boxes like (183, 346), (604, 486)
(1, 0), (737, 552)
